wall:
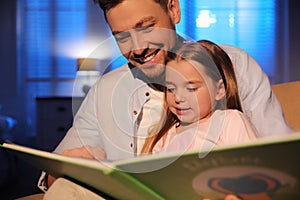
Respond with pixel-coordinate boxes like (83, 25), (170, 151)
(289, 0), (300, 81)
(0, 0), (27, 142)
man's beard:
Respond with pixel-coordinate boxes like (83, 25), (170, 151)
(129, 63), (165, 91)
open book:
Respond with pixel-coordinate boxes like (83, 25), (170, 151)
(1, 133), (300, 200)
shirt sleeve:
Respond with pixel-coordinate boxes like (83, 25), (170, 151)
(220, 44), (294, 137)
(53, 81), (105, 155)
(37, 81), (104, 192)
(37, 171), (48, 192)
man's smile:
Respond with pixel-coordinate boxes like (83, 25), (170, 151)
(133, 48), (161, 65)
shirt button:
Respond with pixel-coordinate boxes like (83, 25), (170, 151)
(145, 92), (150, 97)
(130, 143), (133, 148)
(133, 110), (138, 115)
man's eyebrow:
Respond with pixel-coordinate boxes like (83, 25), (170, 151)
(112, 16), (156, 35)
(135, 16), (156, 28)
(165, 81), (175, 85)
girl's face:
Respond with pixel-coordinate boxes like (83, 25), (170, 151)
(165, 60), (224, 125)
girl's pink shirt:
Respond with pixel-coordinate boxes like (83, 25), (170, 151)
(152, 109), (258, 154)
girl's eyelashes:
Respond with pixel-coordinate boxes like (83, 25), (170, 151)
(187, 87), (198, 92)
(166, 87), (175, 93)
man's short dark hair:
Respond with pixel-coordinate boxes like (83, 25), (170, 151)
(93, 0), (170, 21)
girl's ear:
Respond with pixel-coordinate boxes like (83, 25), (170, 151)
(215, 79), (226, 101)
(168, 0), (181, 24)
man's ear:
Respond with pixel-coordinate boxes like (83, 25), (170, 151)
(168, 0), (181, 24)
(215, 79), (226, 101)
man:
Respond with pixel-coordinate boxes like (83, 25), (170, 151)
(39, 0), (293, 192)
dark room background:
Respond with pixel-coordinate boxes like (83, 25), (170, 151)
(0, 0), (300, 199)
(0, 0), (300, 162)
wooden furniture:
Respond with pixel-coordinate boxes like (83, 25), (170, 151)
(272, 81), (300, 131)
(36, 97), (84, 151)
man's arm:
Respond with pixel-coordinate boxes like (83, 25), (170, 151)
(220, 44), (294, 137)
(37, 81), (106, 192)
(41, 145), (107, 190)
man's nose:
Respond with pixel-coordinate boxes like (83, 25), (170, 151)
(130, 30), (146, 55)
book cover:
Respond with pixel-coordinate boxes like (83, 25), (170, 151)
(1, 133), (300, 199)
(119, 134), (300, 199)
(0, 142), (163, 200)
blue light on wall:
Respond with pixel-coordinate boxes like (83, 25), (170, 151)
(21, 0), (279, 95)
(23, 0), (87, 96)
(177, 0), (277, 77)
(196, 10), (217, 28)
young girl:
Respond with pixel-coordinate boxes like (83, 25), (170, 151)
(141, 40), (257, 154)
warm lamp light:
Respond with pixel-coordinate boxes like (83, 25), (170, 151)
(77, 58), (101, 71)
(76, 58), (101, 95)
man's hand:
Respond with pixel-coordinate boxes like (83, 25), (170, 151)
(62, 145), (107, 160)
(224, 195), (241, 200)
(48, 146), (107, 188)
(202, 194), (241, 200)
